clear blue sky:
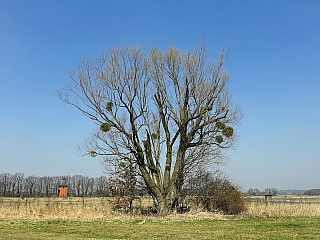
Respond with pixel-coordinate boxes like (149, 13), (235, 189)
(1, 0), (319, 191)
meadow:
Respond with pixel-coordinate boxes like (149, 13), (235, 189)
(1, 196), (320, 239)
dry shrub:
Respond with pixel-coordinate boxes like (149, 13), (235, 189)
(184, 169), (246, 215)
(185, 182), (246, 215)
(210, 182), (247, 215)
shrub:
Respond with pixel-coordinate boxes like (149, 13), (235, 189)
(183, 169), (246, 215)
(209, 181), (246, 214)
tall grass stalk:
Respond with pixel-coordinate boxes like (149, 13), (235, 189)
(246, 201), (320, 217)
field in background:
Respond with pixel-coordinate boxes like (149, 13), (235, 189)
(246, 195), (320, 217)
(249, 195), (320, 204)
(1, 195), (320, 219)
(2, 196), (320, 239)
(0, 196), (156, 220)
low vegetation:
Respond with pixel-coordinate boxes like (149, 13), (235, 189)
(1, 216), (320, 239)
(247, 195), (320, 217)
(1, 195), (320, 220)
(1, 196), (320, 239)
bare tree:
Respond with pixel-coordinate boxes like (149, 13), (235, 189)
(248, 188), (262, 196)
(24, 176), (38, 197)
(59, 42), (242, 213)
(0, 173), (11, 197)
(71, 175), (83, 197)
(69, 175), (77, 196)
(12, 173), (24, 197)
(94, 176), (108, 197)
(41, 176), (52, 197)
(88, 177), (95, 197)
(80, 176), (94, 197)
(17, 173), (24, 196)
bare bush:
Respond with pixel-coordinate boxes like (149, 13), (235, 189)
(183, 168), (246, 214)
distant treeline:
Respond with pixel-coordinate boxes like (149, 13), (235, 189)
(0, 173), (108, 197)
(247, 188), (279, 196)
(247, 188), (320, 196)
(304, 189), (320, 196)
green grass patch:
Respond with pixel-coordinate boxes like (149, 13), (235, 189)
(1, 216), (320, 239)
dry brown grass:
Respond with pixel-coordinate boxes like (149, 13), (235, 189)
(0, 197), (116, 220)
(0, 197), (228, 221)
(244, 196), (320, 217)
(2, 196), (320, 220)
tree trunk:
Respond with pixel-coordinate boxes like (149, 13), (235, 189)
(158, 199), (169, 215)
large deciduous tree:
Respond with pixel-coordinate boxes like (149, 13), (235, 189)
(59, 42), (242, 213)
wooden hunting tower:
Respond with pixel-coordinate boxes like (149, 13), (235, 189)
(58, 178), (68, 197)
(264, 194), (273, 201)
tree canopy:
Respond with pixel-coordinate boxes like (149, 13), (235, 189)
(59, 42), (242, 213)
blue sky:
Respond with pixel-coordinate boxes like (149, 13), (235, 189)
(1, 0), (319, 191)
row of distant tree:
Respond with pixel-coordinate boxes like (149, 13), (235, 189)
(304, 189), (320, 196)
(247, 188), (320, 196)
(247, 188), (279, 196)
(0, 173), (109, 197)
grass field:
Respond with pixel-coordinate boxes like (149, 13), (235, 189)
(1, 216), (320, 239)
(1, 196), (320, 239)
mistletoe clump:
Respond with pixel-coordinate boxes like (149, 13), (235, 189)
(105, 101), (113, 112)
(215, 135), (223, 144)
(223, 126), (234, 137)
(215, 122), (234, 144)
(100, 122), (111, 132)
(215, 122), (226, 130)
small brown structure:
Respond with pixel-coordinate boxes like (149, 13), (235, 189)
(58, 179), (68, 197)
